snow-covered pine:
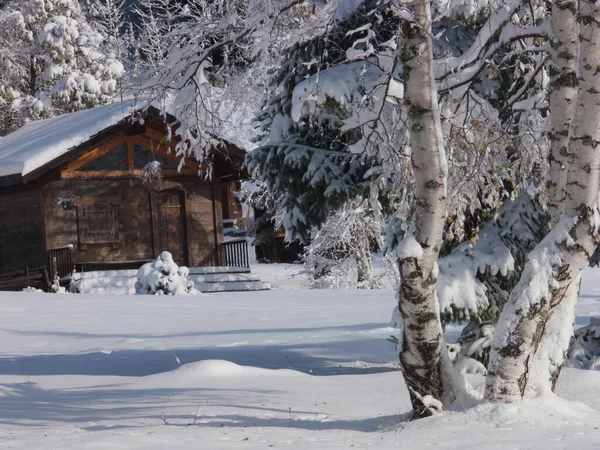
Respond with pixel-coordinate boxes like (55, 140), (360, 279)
(248, 0), (408, 243)
(0, 0), (124, 134)
(567, 317), (600, 370)
(437, 191), (549, 326)
(387, 191), (548, 372)
(486, 0), (600, 402)
(80, 0), (132, 87)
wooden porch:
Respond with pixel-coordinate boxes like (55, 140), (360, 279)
(0, 239), (253, 292)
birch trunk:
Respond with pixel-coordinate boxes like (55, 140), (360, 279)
(528, 0), (579, 393)
(397, 0), (452, 417)
(527, 275), (580, 396)
(355, 231), (373, 288)
(547, 0), (579, 224)
(486, 0), (600, 402)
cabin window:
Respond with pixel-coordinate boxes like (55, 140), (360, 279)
(133, 144), (179, 170)
(77, 200), (120, 245)
(78, 144), (128, 171)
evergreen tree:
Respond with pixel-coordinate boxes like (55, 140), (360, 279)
(0, 0), (124, 134)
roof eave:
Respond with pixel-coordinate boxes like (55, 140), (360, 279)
(0, 174), (25, 188)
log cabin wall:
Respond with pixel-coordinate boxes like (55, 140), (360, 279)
(220, 181), (243, 228)
(0, 187), (44, 273)
(42, 177), (220, 269)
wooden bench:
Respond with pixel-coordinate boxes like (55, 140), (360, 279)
(0, 266), (49, 291)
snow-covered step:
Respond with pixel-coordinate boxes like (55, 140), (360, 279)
(76, 266), (251, 280)
(188, 266), (250, 274)
(197, 281), (271, 293)
(189, 273), (262, 283)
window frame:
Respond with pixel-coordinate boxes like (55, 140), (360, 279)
(75, 196), (121, 246)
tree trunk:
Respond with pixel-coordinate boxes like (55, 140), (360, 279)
(397, 0), (452, 418)
(527, 274), (580, 396)
(355, 231), (373, 288)
(486, 0), (600, 402)
(527, 0), (580, 393)
(547, 0), (578, 224)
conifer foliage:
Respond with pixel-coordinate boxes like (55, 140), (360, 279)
(0, 0), (124, 134)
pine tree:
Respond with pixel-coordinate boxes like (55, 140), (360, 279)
(0, 0), (124, 134)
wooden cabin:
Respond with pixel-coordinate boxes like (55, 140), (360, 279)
(0, 100), (248, 289)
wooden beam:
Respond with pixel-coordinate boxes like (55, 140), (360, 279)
(22, 122), (129, 184)
(149, 191), (160, 259)
(212, 176), (222, 266)
(131, 135), (201, 172)
(64, 134), (128, 172)
(126, 135), (134, 171)
(60, 168), (200, 180)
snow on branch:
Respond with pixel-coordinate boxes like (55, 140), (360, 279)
(435, 8), (550, 92)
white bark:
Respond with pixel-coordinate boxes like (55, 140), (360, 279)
(547, 0), (579, 225)
(486, 0), (600, 402)
(355, 232), (374, 287)
(397, 0), (452, 417)
(527, 274), (580, 396)
(527, 0), (579, 392)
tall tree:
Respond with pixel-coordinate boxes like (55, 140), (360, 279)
(394, 0), (457, 417)
(486, 0), (600, 402)
(0, 0), (124, 134)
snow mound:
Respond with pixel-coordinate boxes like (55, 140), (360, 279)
(149, 360), (301, 384)
(455, 394), (597, 425)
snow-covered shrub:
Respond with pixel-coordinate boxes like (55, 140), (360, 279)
(22, 286), (43, 293)
(567, 318), (600, 370)
(305, 262), (361, 290)
(135, 251), (200, 296)
(301, 199), (387, 289)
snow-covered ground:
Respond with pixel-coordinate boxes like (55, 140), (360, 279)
(0, 264), (599, 449)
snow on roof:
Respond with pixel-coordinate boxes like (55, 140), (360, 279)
(0, 98), (151, 179)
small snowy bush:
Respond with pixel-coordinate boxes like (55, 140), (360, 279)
(135, 251), (200, 295)
(22, 286), (43, 293)
(567, 317), (600, 370)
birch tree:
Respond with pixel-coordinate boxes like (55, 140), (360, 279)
(486, 0), (600, 402)
(394, 0), (457, 417)
(527, 0), (580, 393)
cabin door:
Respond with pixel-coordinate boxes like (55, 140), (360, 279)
(151, 190), (188, 266)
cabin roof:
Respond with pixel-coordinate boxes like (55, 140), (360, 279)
(0, 99), (148, 179)
(0, 99), (247, 187)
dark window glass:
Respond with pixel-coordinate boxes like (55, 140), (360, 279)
(78, 144), (128, 171)
(133, 144), (179, 170)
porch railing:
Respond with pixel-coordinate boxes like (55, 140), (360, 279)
(47, 245), (74, 279)
(220, 239), (249, 269)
